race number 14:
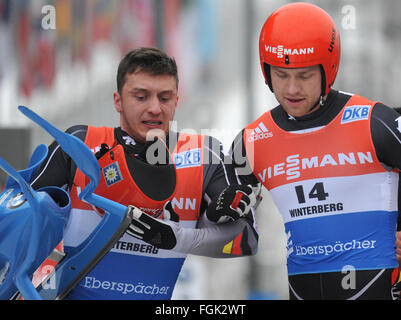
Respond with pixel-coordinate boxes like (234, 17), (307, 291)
(295, 182), (329, 204)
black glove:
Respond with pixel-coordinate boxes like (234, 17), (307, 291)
(126, 202), (179, 250)
(206, 184), (256, 223)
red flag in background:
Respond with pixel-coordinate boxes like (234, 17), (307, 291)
(17, 1), (57, 97)
(91, 0), (115, 43)
(117, 0), (156, 54)
(17, 2), (34, 98)
(163, 0), (181, 57)
(71, 0), (90, 65)
(35, 35), (56, 90)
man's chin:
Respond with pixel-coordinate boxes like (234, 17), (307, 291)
(145, 128), (167, 142)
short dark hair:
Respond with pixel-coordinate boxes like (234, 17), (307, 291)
(117, 47), (179, 93)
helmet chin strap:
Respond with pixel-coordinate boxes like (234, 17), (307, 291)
(305, 64), (327, 114)
(306, 95), (325, 115)
(308, 70), (327, 114)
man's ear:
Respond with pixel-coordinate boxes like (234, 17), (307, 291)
(114, 92), (122, 113)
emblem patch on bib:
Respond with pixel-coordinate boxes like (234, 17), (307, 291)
(103, 162), (123, 186)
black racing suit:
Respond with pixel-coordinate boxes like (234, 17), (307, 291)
(31, 126), (259, 258)
(31, 127), (236, 216)
(231, 89), (401, 299)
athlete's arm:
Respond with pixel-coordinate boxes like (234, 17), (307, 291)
(30, 125), (88, 190)
(126, 168), (260, 257)
(371, 104), (401, 171)
(140, 134), (259, 257)
(175, 218), (258, 257)
(229, 129), (260, 186)
(128, 202), (259, 257)
(201, 135), (238, 200)
(371, 104), (401, 233)
(195, 135), (259, 256)
(373, 105), (401, 266)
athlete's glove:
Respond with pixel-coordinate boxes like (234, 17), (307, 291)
(126, 202), (179, 250)
(206, 184), (257, 223)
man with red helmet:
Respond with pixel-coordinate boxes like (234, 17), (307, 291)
(229, 2), (401, 299)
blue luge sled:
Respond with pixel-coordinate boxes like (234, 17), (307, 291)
(0, 144), (70, 300)
(0, 106), (134, 300)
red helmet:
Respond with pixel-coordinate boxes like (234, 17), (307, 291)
(259, 2), (341, 96)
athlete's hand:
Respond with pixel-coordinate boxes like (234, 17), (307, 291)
(206, 184), (257, 223)
(396, 231), (401, 266)
(126, 202), (179, 250)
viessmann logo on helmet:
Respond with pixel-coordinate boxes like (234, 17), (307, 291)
(264, 44), (314, 59)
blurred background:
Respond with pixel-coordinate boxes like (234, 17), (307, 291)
(1, 0), (401, 300)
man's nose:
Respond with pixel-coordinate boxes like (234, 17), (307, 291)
(147, 96), (162, 114)
(286, 78), (301, 95)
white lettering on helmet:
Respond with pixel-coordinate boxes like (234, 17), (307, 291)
(265, 44), (314, 59)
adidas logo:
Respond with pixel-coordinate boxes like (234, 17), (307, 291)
(247, 122), (273, 142)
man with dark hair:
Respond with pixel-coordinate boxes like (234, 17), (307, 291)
(116, 47), (179, 94)
(31, 47), (259, 300)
